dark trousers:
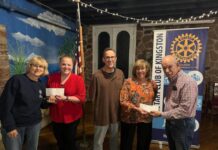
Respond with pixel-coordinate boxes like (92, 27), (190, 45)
(166, 118), (195, 150)
(120, 121), (152, 150)
(52, 119), (80, 150)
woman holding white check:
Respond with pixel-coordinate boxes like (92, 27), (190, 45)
(47, 54), (86, 150)
(120, 59), (157, 150)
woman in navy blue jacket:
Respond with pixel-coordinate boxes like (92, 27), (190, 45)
(0, 55), (49, 150)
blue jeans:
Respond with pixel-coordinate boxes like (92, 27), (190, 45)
(1, 122), (41, 150)
(93, 123), (119, 150)
(165, 118), (195, 150)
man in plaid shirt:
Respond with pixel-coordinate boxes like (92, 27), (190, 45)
(151, 55), (198, 150)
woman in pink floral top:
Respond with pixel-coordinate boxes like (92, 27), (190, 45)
(120, 59), (157, 150)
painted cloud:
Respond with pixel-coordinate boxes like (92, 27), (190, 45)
(12, 32), (45, 47)
(18, 11), (70, 36)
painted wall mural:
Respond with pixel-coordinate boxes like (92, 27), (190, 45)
(0, 0), (77, 76)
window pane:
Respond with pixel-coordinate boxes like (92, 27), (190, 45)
(98, 32), (110, 69)
(116, 31), (130, 78)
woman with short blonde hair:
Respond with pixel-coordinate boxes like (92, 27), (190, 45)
(132, 59), (151, 79)
(120, 59), (157, 150)
(0, 55), (49, 150)
(26, 55), (49, 76)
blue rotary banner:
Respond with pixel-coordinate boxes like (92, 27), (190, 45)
(152, 28), (208, 148)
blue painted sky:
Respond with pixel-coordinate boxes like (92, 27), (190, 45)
(0, 0), (76, 65)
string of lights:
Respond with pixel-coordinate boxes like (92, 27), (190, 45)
(72, 0), (218, 24)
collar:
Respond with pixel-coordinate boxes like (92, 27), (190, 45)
(101, 68), (116, 79)
(169, 70), (183, 83)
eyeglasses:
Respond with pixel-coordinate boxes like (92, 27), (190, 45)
(30, 64), (45, 69)
(104, 56), (116, 61)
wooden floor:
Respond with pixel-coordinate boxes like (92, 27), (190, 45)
(38, 102), (218, 150)
(1, 101), (218, 150)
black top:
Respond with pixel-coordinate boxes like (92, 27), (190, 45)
(101, 68), (116, 79)
(0, 74), (49, 132)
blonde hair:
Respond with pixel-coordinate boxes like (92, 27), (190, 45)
(132, 59), (151, 79)
(26, 55), (49, 76)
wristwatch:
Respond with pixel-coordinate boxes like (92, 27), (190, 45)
(65, 96), (69, 101)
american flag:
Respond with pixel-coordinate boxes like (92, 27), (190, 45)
(73, 2), (84, 78)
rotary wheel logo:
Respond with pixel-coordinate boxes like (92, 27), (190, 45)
(170, 33), (202, 63)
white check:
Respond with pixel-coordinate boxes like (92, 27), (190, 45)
(46, 88), (65, 96)
(139, 103), (159, 113)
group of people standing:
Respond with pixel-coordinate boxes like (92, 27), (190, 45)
(89, 48), (198, 150)
(0, 47), (198, 150)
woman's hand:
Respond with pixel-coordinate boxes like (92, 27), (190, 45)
(135, 107), (149, 117)
(53, 95), (80, 103)
(47, 96), (57, 103)
(55, 95), (67, 101)
(7, 129), (18, 138)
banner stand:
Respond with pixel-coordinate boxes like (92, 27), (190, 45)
(152, 27), (209, 148)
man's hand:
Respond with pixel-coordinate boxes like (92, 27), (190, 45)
(7, 129), (18, 138)
(150, 111), (162, 117)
